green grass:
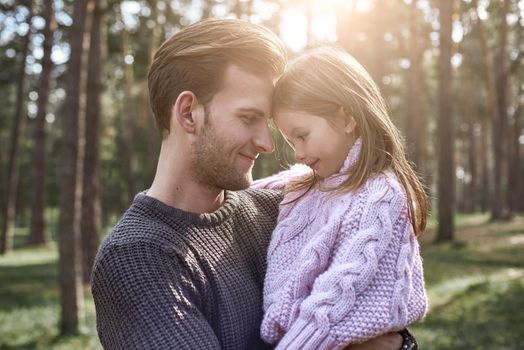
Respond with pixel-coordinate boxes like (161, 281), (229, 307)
(0, 214), (523, 349)
(0, 247), (100, 350)
(413, 214), (524, 349)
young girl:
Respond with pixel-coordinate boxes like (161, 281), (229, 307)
(252, 47), (428, 349)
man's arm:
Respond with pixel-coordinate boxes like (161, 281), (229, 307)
(348, 330), (418, 350)
(91, 242), (221, 350)
(346, 332), (402, 350)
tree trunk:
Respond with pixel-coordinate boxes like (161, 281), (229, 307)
(57, 0), (91, 335)
(466, 120), (478, 213)
(480, 116), (490, 212)
(122, 28), (136, 204)
(507, 105), (521, 212)
(29, 0), (55, 246)
(506, 5), (522, 213)
(406, 0), (426, 174)
(1, 1), (34, 254)
(81, 0), (102, 284)
(436, 0), (455, 242)
(473, 0), (509, 220)
(495, 0), (510, 218)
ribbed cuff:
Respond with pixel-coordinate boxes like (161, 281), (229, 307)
(275, 319), (337, 350)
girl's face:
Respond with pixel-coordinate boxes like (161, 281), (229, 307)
(274, 110), (356, 178)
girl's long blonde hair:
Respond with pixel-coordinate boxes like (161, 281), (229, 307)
(273, 46), (428, 236)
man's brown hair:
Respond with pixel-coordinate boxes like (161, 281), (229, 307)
(148, 18), (287, 135)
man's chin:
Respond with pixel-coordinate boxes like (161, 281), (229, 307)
(212, 172), (252, 191)
(227, 176), (252, 191)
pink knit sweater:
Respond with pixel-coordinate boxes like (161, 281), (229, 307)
(252, 138), (427, 349)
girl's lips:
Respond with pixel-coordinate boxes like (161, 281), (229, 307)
(307, 160), (319, 169)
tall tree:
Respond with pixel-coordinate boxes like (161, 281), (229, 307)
(494, 0), (510, 217)
(29, 0), (55, 246)
(436, 0), (455, 242)
(81, 0), (103, 284)
(406, 0), (427, 173)
(472, 0), (509, 220)
(480, 116), (491, 212)
(507, 105), (521, 212)
(57, 0), (91, 335)
(121, 26), (137, 204)
(1, 1), (34, 254)
(506, 3), (523, 213)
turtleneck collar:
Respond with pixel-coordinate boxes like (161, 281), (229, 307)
(322, 136), (362, 188)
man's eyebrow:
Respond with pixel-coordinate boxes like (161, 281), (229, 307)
(237, 107), (266, 117)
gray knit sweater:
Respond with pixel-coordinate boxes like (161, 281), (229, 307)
(91, 189), (282, 350)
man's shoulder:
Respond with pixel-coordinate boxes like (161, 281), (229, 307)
(235, 188), (283, 219)
(104, 204), (173, 246)
(95, 204), (184, 267)
(238, 188), (283, 207)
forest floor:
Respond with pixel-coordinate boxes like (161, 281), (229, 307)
(0, 213), (523, 349)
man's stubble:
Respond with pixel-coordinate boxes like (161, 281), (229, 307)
(190, 111), (252, 191)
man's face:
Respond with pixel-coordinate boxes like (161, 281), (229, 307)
(191, 65), (275, 191)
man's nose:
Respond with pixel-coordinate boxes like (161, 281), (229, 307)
(254, 123), (275, 154)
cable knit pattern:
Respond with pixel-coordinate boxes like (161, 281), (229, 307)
(251, 164), (312, 191)
(260, 138), (428, 349)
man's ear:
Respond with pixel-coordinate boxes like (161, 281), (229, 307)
(339, 107), (357, 134)
(172, 91), (199, 134)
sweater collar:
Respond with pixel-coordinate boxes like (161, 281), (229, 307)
(322, 137), (362, 188)
(134, 190), (239, 227)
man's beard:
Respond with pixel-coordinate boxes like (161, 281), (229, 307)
(191, 119), (253, 191)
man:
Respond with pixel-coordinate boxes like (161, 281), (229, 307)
(91, 19), (414, 349)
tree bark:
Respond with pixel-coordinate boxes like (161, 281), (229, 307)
(81, 0), (102, 284)
(122, 28), (136, 204)
(406, 0), (427, 174)
(495, 0), (510, 218)
(29, 0), (55, 246)
(480, 116), (491, 212)
(506, 4), (522, 213)
(473, 0), (509, 220)
(57, 0), (91, 335)
(1, 1), (34, 254)
(507, 105), (521, 212)
(436, 0), (455, 242)
(466, 119), (478, 213)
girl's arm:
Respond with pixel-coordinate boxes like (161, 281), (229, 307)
(274, 180), (427, 350)
(250, 164), (311, 190)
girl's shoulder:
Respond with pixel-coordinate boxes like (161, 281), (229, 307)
(357, 169), (407, 202)
(251, 164), (312, 191)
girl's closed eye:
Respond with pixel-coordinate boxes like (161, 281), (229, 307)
(297, 133), (308, 141)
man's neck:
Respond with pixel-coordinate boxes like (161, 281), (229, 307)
(147, 180), (225, 214)
(146, 142), (226, 214)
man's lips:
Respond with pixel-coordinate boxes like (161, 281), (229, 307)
(239, 153), (257, 162)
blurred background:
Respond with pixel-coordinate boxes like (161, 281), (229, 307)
(0, 0), (523, 348)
